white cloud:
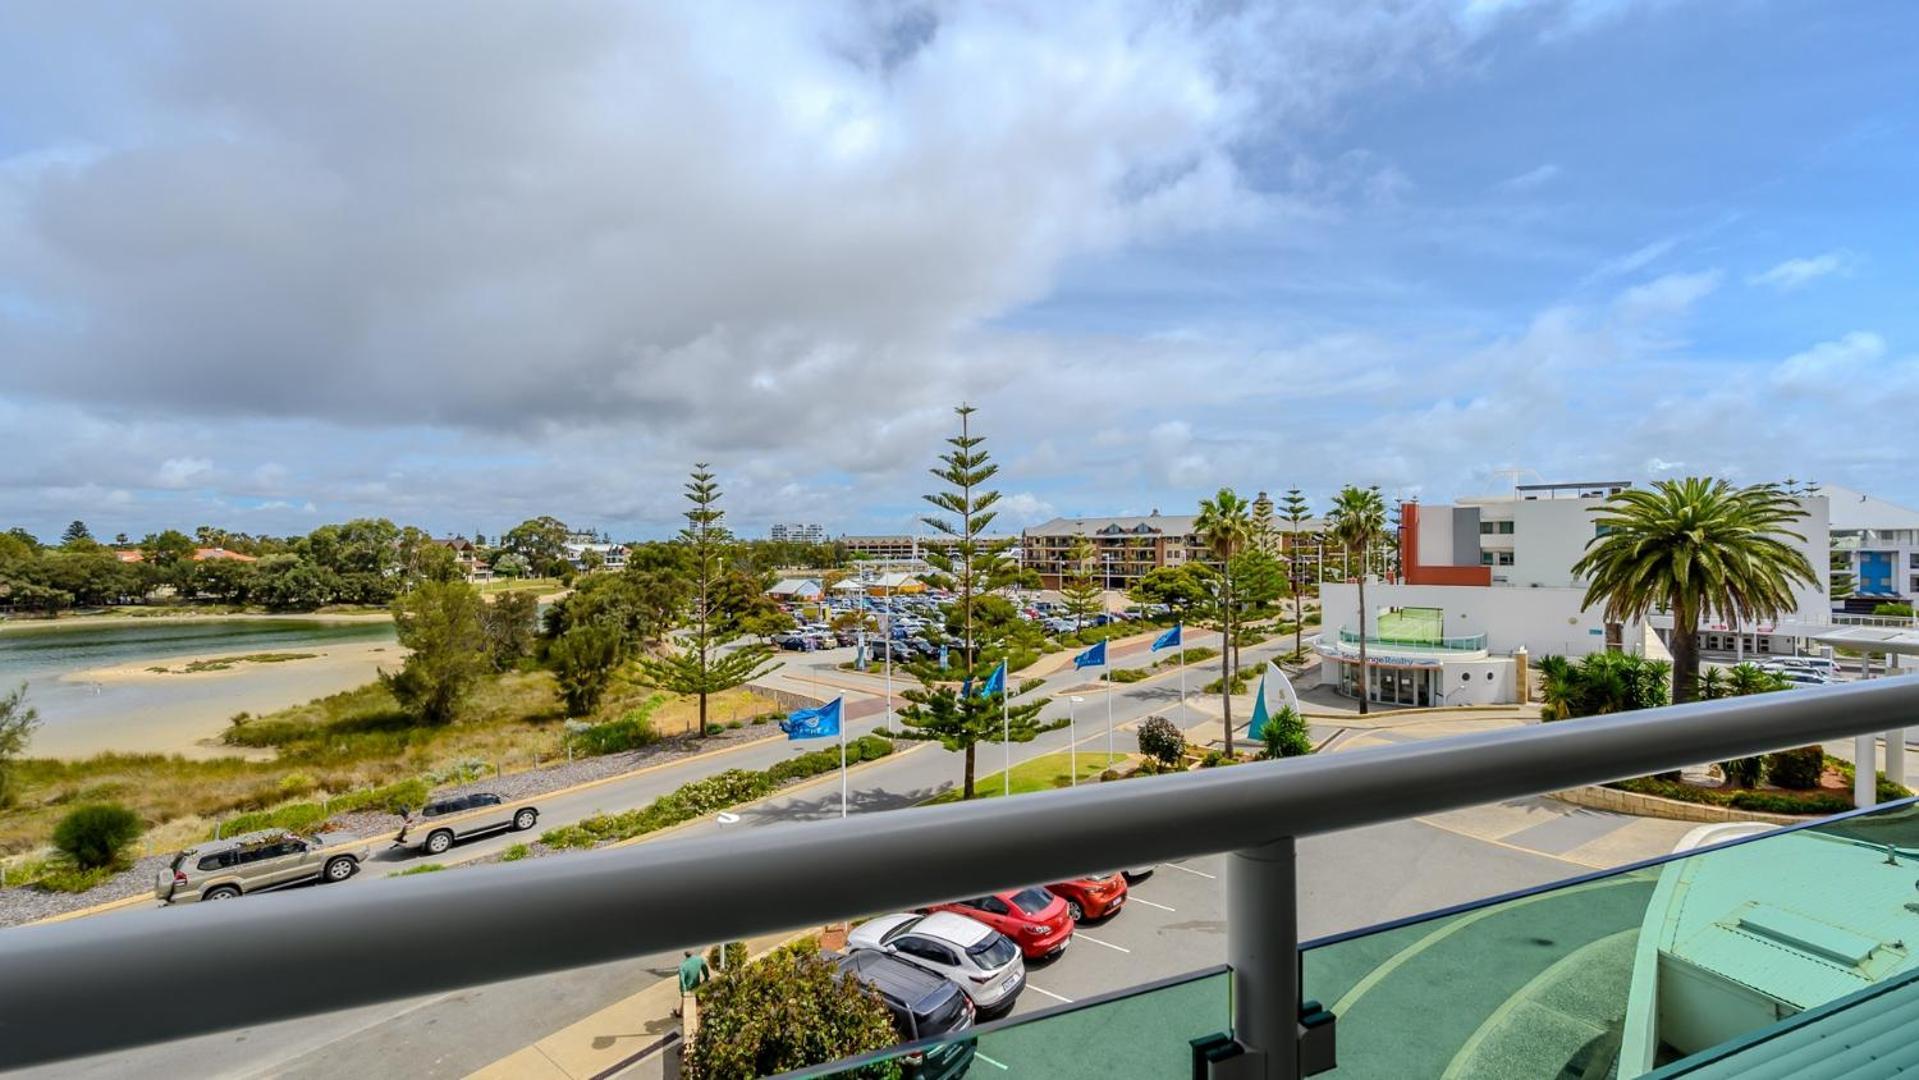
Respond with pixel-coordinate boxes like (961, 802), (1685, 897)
(1496, 163), (1560, 190)
(1772, 331), (1887, 392)
(998, 492), (1057, 524)
(1613, 270), (1722, 322)
(1748, 252), (1848, 292)
(154, 457), (213, 489)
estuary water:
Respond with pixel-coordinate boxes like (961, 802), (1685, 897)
(0, 618), (399, 759)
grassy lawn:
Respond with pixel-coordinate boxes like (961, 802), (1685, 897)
(478, 577), (562, 595)
(924, 751), (1131, 804)
(1374, 608), (1442, 641)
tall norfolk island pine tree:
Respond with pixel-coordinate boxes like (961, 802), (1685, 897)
(895, 405), (1056, 799)
(1280, 487), (1313, 660)
(638, 465), (779, 736)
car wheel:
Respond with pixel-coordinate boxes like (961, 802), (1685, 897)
(425, 830), (454, 855)
(513, 808), (538, 831)
(323, 856), (356, 883)
(204, 886), (241, 901)
(1066, 900), (1084, 922)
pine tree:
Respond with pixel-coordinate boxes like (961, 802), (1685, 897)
(60, 520), (92, 546)
(1251, 491), (1277, 555)
(896, 406), (1059, 797)
(1059, 537), (1103, 634)
(1279, 488), (1313, 660)
(637, 465), (779, 735)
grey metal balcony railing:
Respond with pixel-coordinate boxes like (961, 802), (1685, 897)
(3, 678), (1919, 1077)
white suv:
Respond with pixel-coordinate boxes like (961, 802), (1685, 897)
(847, 911), (1025, 1016)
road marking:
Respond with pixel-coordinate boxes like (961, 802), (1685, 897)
(1072, 931), (1130, 953)
(1028, 985), (1075, 1004)
(1160, 860), (1217, 880)
(1128, 896), (1176, 912)
(975, 1053), (1011, 1070)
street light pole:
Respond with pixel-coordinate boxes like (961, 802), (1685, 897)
(1069, 695), (1084, 785)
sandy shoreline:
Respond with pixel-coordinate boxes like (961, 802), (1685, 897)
(30, 641), (407, 760)
(1, 610), (392, 633)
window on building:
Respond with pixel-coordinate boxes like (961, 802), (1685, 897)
(1480, 551), (1495, 565)
(1496, 552), (1514, 566)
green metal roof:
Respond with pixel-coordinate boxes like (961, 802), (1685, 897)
(1651, 966), (1919, 1078)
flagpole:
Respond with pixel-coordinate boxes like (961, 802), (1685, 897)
(1105, 657), (1114, 761)
(840, 709), (848, 820)
(1002, 677), (1011, 798)
(1068, 695), (1078, 787)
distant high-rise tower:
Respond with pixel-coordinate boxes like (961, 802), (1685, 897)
(770, 522), (826, 543)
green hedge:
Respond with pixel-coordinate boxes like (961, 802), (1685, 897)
(543, 736), (894, 850)
(325, 777), (432, 815)
(1611, 776), (1855, 816)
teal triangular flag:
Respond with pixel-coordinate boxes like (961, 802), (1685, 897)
(1248, 665), (1270, 742)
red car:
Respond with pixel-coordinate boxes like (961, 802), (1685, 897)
(928, 887), (1073, 960)
(1048, 873), (1128, 922)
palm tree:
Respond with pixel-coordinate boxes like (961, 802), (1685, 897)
(1195, 488), (1253, 757)
(1325, 486), (1388, 715)
(1571, 479), (1816, 704)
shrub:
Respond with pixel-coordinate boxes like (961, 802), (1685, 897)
(705, 723), (725, 736)
(571, 711), (661, 756)
(683, 948), (900, 1080)
(210, 801), (329, 840)
(706, 941), (748, 970)
(327, 777), (432, 815)
(726, 720), (743, 730)
(1718, 756), (1764, 788)
(1764, 746), (1825, 789)
(500, 843), (529, 862)
(1260, 706), (1313, 760)
(53, 803), (144, 870)
(1137, 716), (1185, 767)
(1199, 749), (1228, 768)
(1108, 668), (1150, 684)
(1098, 768), (1122, 782)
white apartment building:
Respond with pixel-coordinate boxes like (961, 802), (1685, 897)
(1821, 484), (1919, 611)
(1316, 481), (1833, 706)
(770, 522), (826, 544)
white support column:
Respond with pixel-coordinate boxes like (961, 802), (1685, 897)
(1887, 730), (1907, 789)
(1855, 733), (1877, 809)
(1228, 837), (1300, 1080)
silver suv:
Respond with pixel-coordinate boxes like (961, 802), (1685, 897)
(393, 792), (539, 856)
(156, 831), (370, 904)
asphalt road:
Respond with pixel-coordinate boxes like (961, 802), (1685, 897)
(13, 630), (1599, 1079)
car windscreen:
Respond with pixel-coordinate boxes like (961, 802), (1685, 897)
(1010, 887), (1055, 916)
(967, 934), (1017, 968)
(879, 917), (921, 944)
(914, 984), (968, 1034)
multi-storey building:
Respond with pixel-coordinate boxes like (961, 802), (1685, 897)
(837, 534), (1020, 566)
(769, 522), (826, 544)
(1021, 512), (1200, 590)
(1821, 483), (1919, 611)
(1318, 481), (1833, 706)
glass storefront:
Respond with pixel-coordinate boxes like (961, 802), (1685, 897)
(1337, 661), (1439, 706)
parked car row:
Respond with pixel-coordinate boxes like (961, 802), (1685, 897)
(154, 791), (539, 905)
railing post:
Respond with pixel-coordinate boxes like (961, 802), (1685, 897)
(1855, 734), (1877, 809)
(1228, 836), (1299, 1080)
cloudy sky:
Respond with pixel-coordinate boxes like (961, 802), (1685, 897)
(2, 1), (1916, 542)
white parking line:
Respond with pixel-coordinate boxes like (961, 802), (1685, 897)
(1161, 861), (1217, 880)
(1029, 985), (1075, 1004)
(1072, 931), (1131, 954)
(1128, 896), (1176, 912)
(975, 1053), (1010, 1070)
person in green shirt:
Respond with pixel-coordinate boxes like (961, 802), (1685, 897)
(673, 950), (710, 1018)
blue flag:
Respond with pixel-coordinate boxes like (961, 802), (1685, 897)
(959, 675), (973, 699)
(1248, 666), (1270, 742)
(1152, 624), (1183, 651)
(780, 698), (842, 740)
(978, 660), (1007, 699)
(1074, 640), (1107, 670)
